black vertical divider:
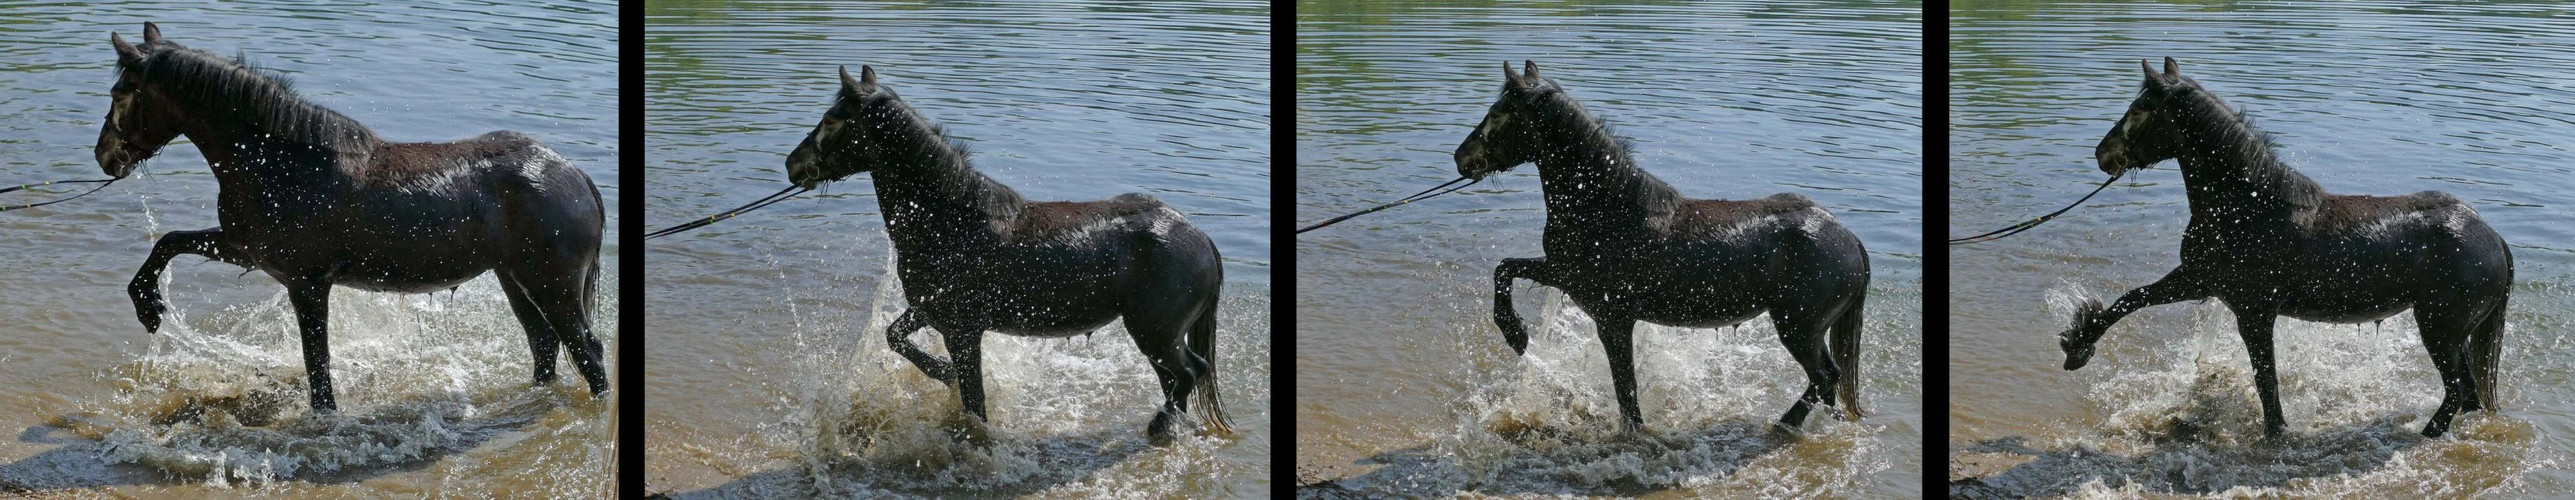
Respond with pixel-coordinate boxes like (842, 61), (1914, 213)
(1267, 1), (1301, 495)
(1922, 3), (1952, 498)
(616, 1), (645, 497)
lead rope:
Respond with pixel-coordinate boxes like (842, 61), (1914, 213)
(1948, 173), (2122, 245)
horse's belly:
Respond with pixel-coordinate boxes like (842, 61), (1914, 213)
(1641, 306), (1768, 329)
(2277, 298), (2412, 324)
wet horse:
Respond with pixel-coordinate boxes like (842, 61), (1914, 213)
(2060, 58), (2513, 438)
(1461, 61), (1870, 432)
(99, 23), (609, 412)
(785, 65), (1231, 443)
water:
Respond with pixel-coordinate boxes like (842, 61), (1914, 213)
(1948, 2), (2575, 497)
(0, 1), (620, 496)
(1295, 1), (1923, 496)
(641, 1), (1271, 497)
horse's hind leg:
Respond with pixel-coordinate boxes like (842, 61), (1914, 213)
(2415, 305), (2482, 438)
(499, 274), (561, 385)
(2466, 294), (2508, 414)
(501, 268), (607, 396)
(1127, 316), (1200, 445)
(1772, 308), (1839, 431)
(128, 228), (235, 333)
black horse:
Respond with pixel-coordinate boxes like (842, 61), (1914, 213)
(1462, 61), (1870, 432)
(2060, 58), (2513, 438)
(99, 23), (609, 412)
(784, 65), (1231, 444)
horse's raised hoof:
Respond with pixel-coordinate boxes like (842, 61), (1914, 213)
(130, 286), (167, 333)
(1496, 312), (1530, 356)
(2059, 297), (2105, 370)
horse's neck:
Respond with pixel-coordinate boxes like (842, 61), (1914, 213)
(2173, 99), (2321, 225)
(871, 154), (1024, 251)
(180, 120), (371, 213)
(166, 83), (372, 189)
(1533, 123), (1675, 237)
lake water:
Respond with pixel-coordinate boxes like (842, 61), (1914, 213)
(640, 1), (1272, 497)
(1295, 1), (1924, 497)
(1948, 2), (2575, 497)
(0, 0), (620, 496)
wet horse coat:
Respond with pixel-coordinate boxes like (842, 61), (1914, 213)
(1463, 61), (1870, 432)
(784, 65), (1231, 443)
(2060, 58), (2512, 438)
(100, 23), (609, 412)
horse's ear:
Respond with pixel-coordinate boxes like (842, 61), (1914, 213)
(839, 65), (873, 94)
(2139, 59), (2165, 87)
(1522, 60), (1541, 82)
(111, 32), (145, 64)
(2162, 56), (2180, 78)
(1502, 61), (1521, 86)
(860, 65), (878, 88)
(141, 22), (162, 45)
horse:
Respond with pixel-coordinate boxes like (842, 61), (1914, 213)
(97, 23), (609, 412)
(2060, 57), (2513, 438)
(783, 65), (1231, 444)
(1461, 61), (1870, 433)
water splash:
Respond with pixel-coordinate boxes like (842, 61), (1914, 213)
(745, 252), (1268, 497)
(50, 274), (617, 490)
(1320, 286), (1910, 497)
(1959, 292), (2550, 497)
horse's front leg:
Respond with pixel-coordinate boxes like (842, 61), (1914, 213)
(881, 309), (953, 385)
(1597, 316), (1645, 432)
(128, 228), (232, 333)
(1493, 257), (1553, 355)
(945, 327), (988, 421)
(284, 278), (338, 412)
(2229, 305), (2288, 437)
(2061, 268), (2207, 370)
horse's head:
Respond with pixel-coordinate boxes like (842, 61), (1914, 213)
(785, 65), (902, 189)
(97, 22), (184, 179)
(2094, 57), (2207, 177)
(1456, 60), (1571, 180)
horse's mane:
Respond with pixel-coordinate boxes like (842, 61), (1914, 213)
(127, 44), (377, 153)
(848, 89), (1028, 222)
(1530, 78), (1683, 223)
(2170, 78), (2325, 214)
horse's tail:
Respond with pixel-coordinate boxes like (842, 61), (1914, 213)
(1189, 284), (1234, 435)
(1831, 282), (1867, 420)
(2473, 291), (2507, 412)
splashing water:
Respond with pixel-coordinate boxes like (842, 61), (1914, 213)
(1317, 285), (1916, 497)
(1957, 283), (2549, 497)
(33, 272), (618, 491)
(682, 253), (1271, 498)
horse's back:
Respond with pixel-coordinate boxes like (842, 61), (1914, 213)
(974, 192), (1219, 336)
(2275, 189), (2510, 319)
(1610, 193), (1866, 327)
(369, 131), (601, 263)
